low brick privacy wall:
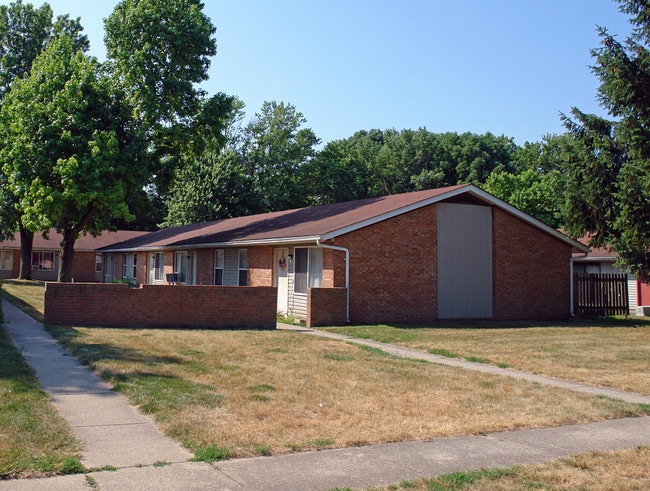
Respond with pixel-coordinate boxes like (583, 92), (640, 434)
(307, 287), (348, 327)
(45, 283), (277, 329)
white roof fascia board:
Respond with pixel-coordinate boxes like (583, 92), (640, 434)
(573, 255), (616, 262)
(100, 236), (322, 253)
(169, 236), (322, 250)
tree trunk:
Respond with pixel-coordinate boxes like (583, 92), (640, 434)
(57, 205), (98, 282)
(58, 232), (76, 283)
(18, 226), (33, 280)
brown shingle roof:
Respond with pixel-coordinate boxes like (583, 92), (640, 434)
(99, 184), (589, 253)
(100, 185), (469, 251)
(0, 229), (149, 251)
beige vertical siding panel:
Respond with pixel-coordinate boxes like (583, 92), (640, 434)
(437, 203), (493, 318)
(224, 248), (240, 286)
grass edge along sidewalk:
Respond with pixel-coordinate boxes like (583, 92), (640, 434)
(0, 292), (82, 479)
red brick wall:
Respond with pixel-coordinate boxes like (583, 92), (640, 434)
(493, 208), (572, 320)
(70, 252), (98, 282)
(332, 205), (438, 324)
(248, 246), (274, 286)
(327, 203), (573, 324)
(307, 287), (348, 327)
(45, 282), (277, 329)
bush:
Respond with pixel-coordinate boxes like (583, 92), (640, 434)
(111, 277), (137, 288)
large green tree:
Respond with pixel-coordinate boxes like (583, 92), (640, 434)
(104, 0), (227, 202)
(303, 129), (517, 205)
(0, 0), (88, 279)
(483, 134), (576, 228)
(562, 0), (650, 279)
(0, 33), (145, 282)
(163, 150), (255, 226)
(164, 100), (319, 223)
(242, 101), (320, 213)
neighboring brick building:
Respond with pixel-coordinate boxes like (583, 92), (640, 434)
(0, 229), (148, 282)
(97, 184), (589, 326)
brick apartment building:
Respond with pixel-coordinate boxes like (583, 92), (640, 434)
(83, 184), (589, 326)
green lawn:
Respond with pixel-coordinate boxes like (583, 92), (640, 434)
(0, 322), (81, 478)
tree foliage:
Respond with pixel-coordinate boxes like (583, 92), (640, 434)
(0, 1), (88, 98)
(303, 129), (517, 205)
(0, 33), (145, 281)
(163, 150), (255, 226)
(483, 134), (576, 228)
(562, 0), (650, 279)
(242, 101), (320, 213)
(0, 0), (89, 279)
(104, 0), (226, 197)
(163, 100), (319, 225)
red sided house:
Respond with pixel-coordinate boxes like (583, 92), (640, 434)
(0, 229), (148, 282)
(93, 184), (588, 326)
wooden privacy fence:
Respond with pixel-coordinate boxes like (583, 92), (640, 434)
(574, 273), (629, 317)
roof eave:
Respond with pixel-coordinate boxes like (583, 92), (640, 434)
(99, 236), (322, 253)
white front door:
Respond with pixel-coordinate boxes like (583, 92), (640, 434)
(275, 248), (289, 315)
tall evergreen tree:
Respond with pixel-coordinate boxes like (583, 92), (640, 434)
(562, 0), (650, 279)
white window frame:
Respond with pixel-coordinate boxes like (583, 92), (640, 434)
(123, 253), (137, 279)
(293, 247), (322, 295)
(32, 251), (54, 271)
(174, 251), (196, 285)
(214, 249), (224, 285)
(149, 252), (164, 283)
(0, 250), (13, 270)
(95, 254), (103, 273)
(238, 249), (248, 286)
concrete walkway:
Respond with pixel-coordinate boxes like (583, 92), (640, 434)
(1, 300), (192, 469)
(277, 324), (650, 405)
(2, 304), (649, 490)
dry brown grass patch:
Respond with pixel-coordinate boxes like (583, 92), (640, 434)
(326, 324), (650, 395)
(49, 326), (647, 459)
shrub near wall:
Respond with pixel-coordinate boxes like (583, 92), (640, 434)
(45, 283), (277, 329)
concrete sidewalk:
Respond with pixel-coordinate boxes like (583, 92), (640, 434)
(2, 417), (649, 490)
(2, 304), (649, 490)
(2, 300), (192, 469)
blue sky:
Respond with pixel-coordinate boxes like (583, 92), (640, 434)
(2, 1), (634, 146)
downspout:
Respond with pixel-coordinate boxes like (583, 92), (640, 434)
(569, 256), (575, 317)
(316, 239), (350, 324)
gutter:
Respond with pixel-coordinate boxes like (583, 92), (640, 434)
(316, 239), (350, 324)
(99, 236), (323, 253)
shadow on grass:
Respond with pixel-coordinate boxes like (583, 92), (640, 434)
(356, 317), (650, 331)
(109, 371), (224, 417)
(0, 286), (44, 323)
(44, 324), (186, 366)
